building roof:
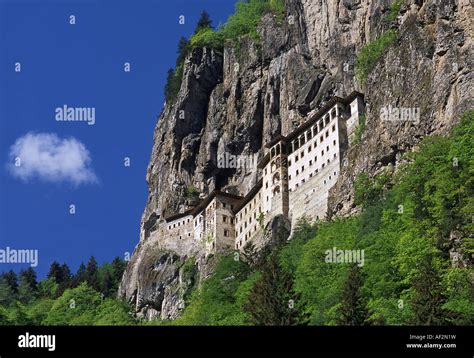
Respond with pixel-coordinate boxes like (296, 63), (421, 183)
(190, 190), (243, 217)
(164, 208), (194, 223)
(268, 91), (364, 146)
(286, 91), (363, 143)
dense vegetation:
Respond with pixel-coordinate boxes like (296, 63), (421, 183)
(152, 111), (474, 325)
(164, 0), (285, 102)
(355, 29), (397, 85)
(0, 257), (134, 325)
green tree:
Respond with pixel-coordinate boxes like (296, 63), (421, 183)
(94, 299), (135, 325)
(337, 265), (368, 325)
(0, 277), (15, 306)
(86, 256), (100, 291)
(72, 262), (87, 287)
(44, 282), (102, 325)
(37, 278), (58, 299)
(195, 10), (212, 33)
(2, 270), (18, 294)
(244, 251), (300, 325)
(410, 255), (446, 325)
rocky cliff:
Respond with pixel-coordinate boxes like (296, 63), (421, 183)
(119, 0), (473, 320)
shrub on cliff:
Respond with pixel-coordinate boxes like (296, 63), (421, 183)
(355, 29), (397, 85)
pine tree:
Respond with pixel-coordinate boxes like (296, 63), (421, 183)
(57, 263), (72, 295)
(194, 10), (212, 33)
(176, 36), (189, 65)
(86, 256), (100, 291)
(164, 68), (176, 102)
(20, 268), (37, 291)
(411, 255), (446, 325)
(17, 268), (38, 303)
(0, 277), (14, 306)
(73, 262), (87, 287)
(101, 270), (113, 298)
(47, 261), (63, 283)
(111, 257), (126, 284)
(244, 251), (301, 325)
(337, 265), (367, 326)
(2, 270), (18, 294)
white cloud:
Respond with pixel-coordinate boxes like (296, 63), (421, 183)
(7, 132), (98, 185)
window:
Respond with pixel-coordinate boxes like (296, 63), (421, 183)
(301, 151), (305, 158)
(320, 135), (323, 143)
(325, 131), (329, 138)
(314, 156), (317, 162)
(334, 153), (337, 158)
(265, 182), (268, 188)
(327, 145), (329, 151)
(329, 175), (332, 180)
(308, 144), (312, 152)
(324, 180), (327, 185)
(309, 160), (312, 166)
(223, 203), (226, 208)
(322, 150), (324, 155)
(223, 216), (227, 223)
(295, 155), (299, 162)
(302, 166), (305, 172)
(289, 175), (292, 180)
(296, 170), (299, 175)
(224, 229), (229, 237)
(288, 160), (292, 166)
(333, 140), (336, 145)
(327, 159), (330, 164)
(322, 163), (325, 168)
(332, 125), (336, 132)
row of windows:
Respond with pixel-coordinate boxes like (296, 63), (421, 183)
(290, 170), (338, 192)
(236, 210), (262, 234)
(290, 152), (338, 181)
(290, 108), (340, 154)
(168, 217), (192, 230)
(236, 224), (259, 249)
(289, 138), (337, 167)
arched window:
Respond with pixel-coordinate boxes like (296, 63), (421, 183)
(273, 185), (281, 195)
(272, 172), (280, 184)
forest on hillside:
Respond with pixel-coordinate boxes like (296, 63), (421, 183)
(1, 111), (472, 326)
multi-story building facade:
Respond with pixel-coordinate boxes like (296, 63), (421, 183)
(147, 92), (365, 255)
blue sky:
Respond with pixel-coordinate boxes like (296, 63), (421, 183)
(0, 0), (236, 278)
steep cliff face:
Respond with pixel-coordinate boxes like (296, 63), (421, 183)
(119, 0), (473, 320)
